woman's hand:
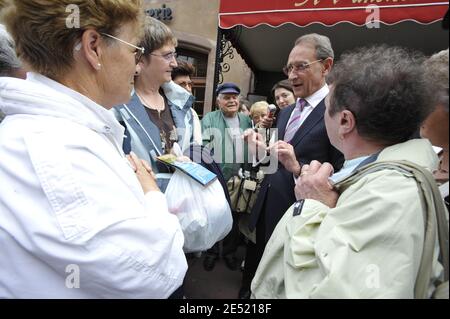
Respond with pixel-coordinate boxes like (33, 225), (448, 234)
(127, 152), (160, 194)
(259, 115), (275, 129)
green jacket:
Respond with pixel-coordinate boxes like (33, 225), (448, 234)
(201, 110), (252, 181)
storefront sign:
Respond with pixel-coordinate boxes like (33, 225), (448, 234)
(146, 4), (173, 21)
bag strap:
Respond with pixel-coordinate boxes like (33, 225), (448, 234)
(389, 162), (448, 277)
(393, 161), (448, 298)
(337, 160), (449, 298)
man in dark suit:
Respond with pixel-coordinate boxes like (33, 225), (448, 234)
(239, 33), (344, 299)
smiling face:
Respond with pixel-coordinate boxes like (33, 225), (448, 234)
(217, 93), (239, 118)
(140, 43), (178, 86)
(287, 43), (327, 99)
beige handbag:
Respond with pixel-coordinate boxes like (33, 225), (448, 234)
(227, 170), (264, 243)
(227, 175), (262, 214)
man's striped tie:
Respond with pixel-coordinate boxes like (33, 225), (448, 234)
(283, 98), (307, 143)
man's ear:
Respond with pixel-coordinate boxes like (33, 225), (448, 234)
(322, 57), (333, 77)
(81, 29), (103, 71)
(339, 109), (356, 137)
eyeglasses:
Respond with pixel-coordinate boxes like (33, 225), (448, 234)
(150, 51), (177, 61)
(283, 59), (323, 76)
(100, 33), (145, 64)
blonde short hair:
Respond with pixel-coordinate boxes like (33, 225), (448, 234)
(1, 0), (144, 79)
(250, 101), (269, 119)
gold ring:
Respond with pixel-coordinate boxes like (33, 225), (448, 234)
(300, 171), (308, 177)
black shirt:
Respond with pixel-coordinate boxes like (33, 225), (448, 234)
(144, 97), (178, 155)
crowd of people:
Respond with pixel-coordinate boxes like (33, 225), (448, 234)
(0, 0), (448, 299)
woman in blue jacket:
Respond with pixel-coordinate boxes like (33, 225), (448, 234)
(115, 17), (201, 191)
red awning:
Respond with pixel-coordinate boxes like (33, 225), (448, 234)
(219, 0), (448, 29)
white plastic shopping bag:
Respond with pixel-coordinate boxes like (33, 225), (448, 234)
(165, 170), (232, 253)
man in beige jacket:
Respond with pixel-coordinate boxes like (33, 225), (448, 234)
(251, 45), (444, 298)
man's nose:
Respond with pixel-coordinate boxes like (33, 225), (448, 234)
(170, 58), (178, 67)
(288, 71), (297, 82)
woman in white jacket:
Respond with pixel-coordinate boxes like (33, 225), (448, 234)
(0, 0), (187, 298)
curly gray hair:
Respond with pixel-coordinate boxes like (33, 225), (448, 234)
(328, 45), (433, 146)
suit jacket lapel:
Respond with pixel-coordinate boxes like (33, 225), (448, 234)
(290, 100), (325, 148)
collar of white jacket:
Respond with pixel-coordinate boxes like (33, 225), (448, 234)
(0, 72), (125, 146)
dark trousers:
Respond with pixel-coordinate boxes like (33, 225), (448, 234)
(206, 212), (241, 258)
(168, 285), (184, 299)
(241, 206), (266, 291)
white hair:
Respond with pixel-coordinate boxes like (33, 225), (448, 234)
(424, 49), (449, 112)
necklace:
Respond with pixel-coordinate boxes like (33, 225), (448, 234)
(136, 91), (165, 113)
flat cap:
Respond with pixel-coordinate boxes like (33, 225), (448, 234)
(216, 82), (240, 95)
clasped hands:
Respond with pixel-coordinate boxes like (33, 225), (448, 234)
(126, 149), (191, 194)
(126, 152), (159, 194)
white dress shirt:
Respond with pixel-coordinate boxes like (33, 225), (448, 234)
(286, 84), (329, 130)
